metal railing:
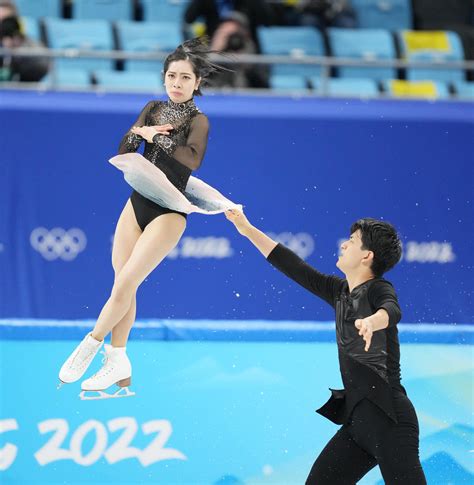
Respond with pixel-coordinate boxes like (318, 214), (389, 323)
(1, 46), (473, 99)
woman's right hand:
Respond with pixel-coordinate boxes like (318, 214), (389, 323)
(225, 209), (278, 257)
(225, 209), (252, 236)
(150, 124), (174, 136)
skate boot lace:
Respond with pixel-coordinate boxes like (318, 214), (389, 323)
(89, 351), (115, 381)
(68, 340), (99, 371)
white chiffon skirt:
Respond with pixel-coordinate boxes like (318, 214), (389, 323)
(109, 153), (242, 215)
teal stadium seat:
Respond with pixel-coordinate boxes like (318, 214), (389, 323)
(454, 81), (474, 99)
(94, 70), (163, 91)
(311, 77), (379, 97)
(398, 30), (465, 82)
(328, 28), (396, 80)
(14, 0), (61, 18)
(21, 16), (40, 41)
(258, 26), (325, 78)
(43, 68), (91, 88)
(117, 20), (180, 71)
(382, 79), (450, 99)
(73, 0), (133, 21)
(270, 75), (307, 91)
(44, 18), (115, 71)
(351, 0), (412, 30)
(142, 0), (188, 23)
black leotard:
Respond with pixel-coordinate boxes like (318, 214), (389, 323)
(118, 98), (209, 230)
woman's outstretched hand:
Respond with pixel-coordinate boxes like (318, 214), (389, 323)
(225, 209), (278, 258)
(225, 209), (252, 237)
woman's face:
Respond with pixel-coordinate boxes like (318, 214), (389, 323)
(164, 60), (201, 103)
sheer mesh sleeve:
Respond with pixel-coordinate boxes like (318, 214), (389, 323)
(118, 101), (156, 154)
(153, 113), (209, 171)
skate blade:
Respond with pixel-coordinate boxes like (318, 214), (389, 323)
(79, 387), (135, 401)
(57, 380), (65, 390)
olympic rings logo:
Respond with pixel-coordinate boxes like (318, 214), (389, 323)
(267, 232), (315, 259)
(30, 227), (87, 261)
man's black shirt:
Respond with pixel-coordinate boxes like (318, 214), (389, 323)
(267, 243), (404, 424)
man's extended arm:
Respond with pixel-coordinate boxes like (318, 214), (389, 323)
(225, 210), (344, 307)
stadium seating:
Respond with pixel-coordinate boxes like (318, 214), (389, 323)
(21, 16), (40, 41)
(72, 0), (132, 21)
(44, 18), (115, 71)
(14, 0), (61, 18)
(383, 79), (449, 98)
(399, 30), (465, 82)
(43, 68), (91, 88)
(258, 26), (325, 78)
(141, 0), (188, 23)
(328, 28), (396, 80)
(311, 77), (379, 96)
(270, 74), (307, 91)
(116, 20), (180, 71)
(351, 0), (412, 30)
(94, 70), (163, 91)
(454, 81), (474, 99)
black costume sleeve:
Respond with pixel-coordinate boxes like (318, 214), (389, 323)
(118, 101), (156, 154)
(267, 243), (344, 308)
(369, 280), (402, 327)
(152, 113), (209, 171)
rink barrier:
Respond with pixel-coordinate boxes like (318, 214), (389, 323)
(0, 319), (472, 344)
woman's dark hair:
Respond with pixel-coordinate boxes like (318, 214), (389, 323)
(350, 218), (402, 277)
(163, 37), (223, 96)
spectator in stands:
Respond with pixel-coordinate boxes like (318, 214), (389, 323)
(413, 0), (474, 79)
(210, 11), (269, 88)
(0, 0), (15, 20)
(183, 0), (275, 52)
(297, 0), (357, 29)
(0, 1), (49, 82)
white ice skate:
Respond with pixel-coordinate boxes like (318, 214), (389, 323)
(79, 344), (135, 400)
(58, 333), (103, 387)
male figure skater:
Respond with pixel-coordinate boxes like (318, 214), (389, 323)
(225, 209), (426, 484)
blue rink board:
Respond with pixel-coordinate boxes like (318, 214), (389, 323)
(1, 91), (473, 324)
(0, 320), (473, 485)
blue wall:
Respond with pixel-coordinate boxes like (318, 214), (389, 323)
(0, 91), (473, 323)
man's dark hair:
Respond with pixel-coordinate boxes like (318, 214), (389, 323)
(350, 218), (402, 277)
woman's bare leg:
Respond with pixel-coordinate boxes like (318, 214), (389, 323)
(58, 199), (141, 385)
(92, 212), (186, 341)
(105, 199), (141, 346)
(111, 297), (136, 347)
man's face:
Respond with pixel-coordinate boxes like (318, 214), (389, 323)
(0, 6), (15, 22)
(336, 230), (371, 274)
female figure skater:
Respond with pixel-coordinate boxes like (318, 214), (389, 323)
(225, 209), (426, 484)
(58, 38), (219, 399)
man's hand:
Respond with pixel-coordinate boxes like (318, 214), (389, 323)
(355, 317), (374, 352)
